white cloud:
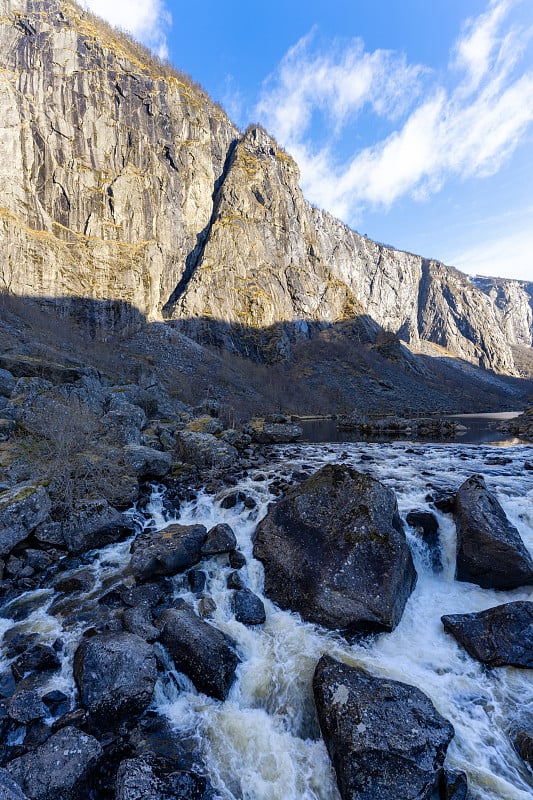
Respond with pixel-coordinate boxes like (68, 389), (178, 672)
(80, 0), (171, 59)
(450, 226), (533, 282)
(256, 0), (533, 226)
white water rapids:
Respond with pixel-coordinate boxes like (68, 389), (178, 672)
(1, 438), (533, 799)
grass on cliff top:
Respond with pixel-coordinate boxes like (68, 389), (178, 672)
(58, 0), (230, 122)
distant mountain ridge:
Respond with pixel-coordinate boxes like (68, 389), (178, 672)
(0, 0), (531, 377)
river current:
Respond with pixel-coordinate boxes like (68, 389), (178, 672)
(2, 437), (533, 799)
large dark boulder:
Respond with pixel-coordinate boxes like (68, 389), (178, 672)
(159, 604), (240, 700)
(0, 769), (29, 800)
(129, 523), (207, 581)
(0, 483), (51, 556)
(59, 499), (133, 554)
(454, 475), (533, 589)
(5, 726), (102, 800)
(313, 655), (454, 800)
(73, 632), (157, 724)
(442, 601), (533, 667)
(253, 464), (417, 634)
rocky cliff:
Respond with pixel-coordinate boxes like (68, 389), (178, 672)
(473, 277), (533, 347)
(0, 0), (528, 376)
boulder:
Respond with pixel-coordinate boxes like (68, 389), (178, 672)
(0, 483), (51, 556)
(253, 464), (417, 634)
(0, 368), (15, 398)
(129, 523), (207, 581)
(7, 688), (47, 724)
(441, 601), (533, 667)
(115, 757), (213, 800)
(247, 418), (303, 444)
(5, 726), (102, 800)
(159, 604), (240, 700)
(454, 475), (533, 589)
(440, 769), (469, 800)
(201, 523), (237, 556)
(115, 758), (163, 800)
(176, 430), (239, 470)
(58, 499), (133, 554)
(122, 607), (160, 642)
(232, 588), (266, 626)
(73, 632), (157, 724)
(123, 445), (172, 479)
(11, 644), (61, 680)
(0, 769), (29, 800)
(313, 655), (454, 800)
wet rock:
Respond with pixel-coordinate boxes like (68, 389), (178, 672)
(7, 688), (47, 724)
(229, 550), (246, 569)
(201, 523), (237, 556)
(129, 523), (207, 581)
(219, 491), (246, 509)
(122, 607), (160, 643)
(454, 475), (533, 589)
(115, 758), (162, 800)
(59, 499), (133, 554)
(226, 570), (244, 590)
(42, 690), (70, 718)
(232, 588), (266, 626)
(115, 756), (212, 800)
(123, 444), (173, 479)
(253, 464), (417, 634)
(429, 490), (456, 513)
(53, 569), (96, 594)
(0, 768), (29, 800)
(176, 430), (239, 471)
(23, 720), (51, 749)
(313, 655), (454, 800)
(442, 601), (533, 667)
(515, 729), (533, 769)
(440, 769), (469, 800)
(187, 569), (207, 594)
(525, 461), (533, 471)
(11, 644), (61, 680)
(159, 604), (240, 700)
(51, 708), (89, 734)
(406, 510), (442, 571)
(5, 726), (102, 800)
(0, 483), (51, 556)
(197, 597), (216, 618)
(73, 632), (157, 724)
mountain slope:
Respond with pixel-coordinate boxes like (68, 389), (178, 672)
(0, 0), (530, 380)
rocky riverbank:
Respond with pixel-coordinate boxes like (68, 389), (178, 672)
(1, 359), (533, 799)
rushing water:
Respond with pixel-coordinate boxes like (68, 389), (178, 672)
(1, 438), (533, 799)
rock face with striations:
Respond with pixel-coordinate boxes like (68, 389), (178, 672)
(0, 0), (526, 374)
(253, 464), (417, 634)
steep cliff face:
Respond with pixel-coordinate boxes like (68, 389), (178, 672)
(473, 277), (533, 347)
(0, 0), (527, 375)
(0, 0), (238, 319)
(165, 127), (376, 357)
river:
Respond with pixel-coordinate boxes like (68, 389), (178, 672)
(1, 433), (533, 799)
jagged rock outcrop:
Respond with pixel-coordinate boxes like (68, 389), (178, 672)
(0, 0), (527, 375)
(473, 277), (533, 347)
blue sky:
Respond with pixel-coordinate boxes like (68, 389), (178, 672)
(82, 0), (533, 282)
